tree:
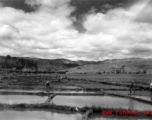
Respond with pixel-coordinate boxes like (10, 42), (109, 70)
(121, 65), (125, 73)
(16, 61), (23, 70)
(6, 55), (11, 59)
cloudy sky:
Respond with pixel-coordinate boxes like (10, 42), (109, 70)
(0, 0), (152, 61)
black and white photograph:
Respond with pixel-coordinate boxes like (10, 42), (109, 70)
(0, 0), (152, 119)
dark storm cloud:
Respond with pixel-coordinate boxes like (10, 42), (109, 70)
(69, 0), (139, 32)
(0, 0), (139, 15)
(70, 0), (138, 18)
(0, 0), (36, 12)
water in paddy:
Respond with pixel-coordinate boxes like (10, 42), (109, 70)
(0, 89), (43, 93)
(0, 110), (82, 120)
(53, 91), (95, 94)
(0, 89), (95, 93)
(1, 94), (152, 111)
(52, 95), (152, 110)
(0, 95), (47, 104)
(134, 95), (152, 101)
(55, 85), (82, 89)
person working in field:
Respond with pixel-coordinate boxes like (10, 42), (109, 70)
(45, 81), (50, 92)
(129, 81), (135, 95)
(150, 82), (152, 93)
(150, 82), (152, 101)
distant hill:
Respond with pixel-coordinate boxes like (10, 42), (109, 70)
(0, 56), (152, 74)
(67, 58), (152, 74)
(33, 58), (96, 71)
(0, 55), (97, 72)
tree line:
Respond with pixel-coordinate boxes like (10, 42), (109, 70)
(1, 55), (38, 71)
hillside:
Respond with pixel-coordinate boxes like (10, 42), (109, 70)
(0, 56), (152, 74)
(67, 58), (152, 74)
(0, 55), (96, 72)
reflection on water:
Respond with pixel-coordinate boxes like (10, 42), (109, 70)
(128, 98), (133, 110)
(0, 110), (82, 120)
(1, 94), (152, 111)
(130, 91), (152, 102)
(57, 86), (82, 89)
(0, 89), (43, 93)
(0, 95), (47, 104)
(52, 95), (152, 110)
(0, 89), (95, 94)
(134, 95), (152, 102)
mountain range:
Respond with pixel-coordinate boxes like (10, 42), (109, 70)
(0, 55), (152, 74)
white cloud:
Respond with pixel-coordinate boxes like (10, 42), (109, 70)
(0, 0), (152, 61)
(82, 0), (152, 60)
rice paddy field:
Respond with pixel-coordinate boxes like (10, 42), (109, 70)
(0, 73), (152, 119)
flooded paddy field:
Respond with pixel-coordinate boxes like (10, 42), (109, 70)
(0, 110), (82, 120)
(2, 93), (152, 111)
(106, 90), (151, 96)
(1, 74), (152, 119)
(0, 94), (152, 120)
(0, 94), (47, 104)
(0, 89), (43, 93)
(134, 95), (152, 102)
(0, 89), (96, 94)
(1, 91), (151, 111)
(52, 95), (152, 110)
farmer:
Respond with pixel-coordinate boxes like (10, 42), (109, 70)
(129, 81), (135, 95)
(46, 81), (50, 88)
(45, 81), (50, 92)
(150, 82), (152, 93)
(58, 76), (63, 82)
(150, 82), (152, 101)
